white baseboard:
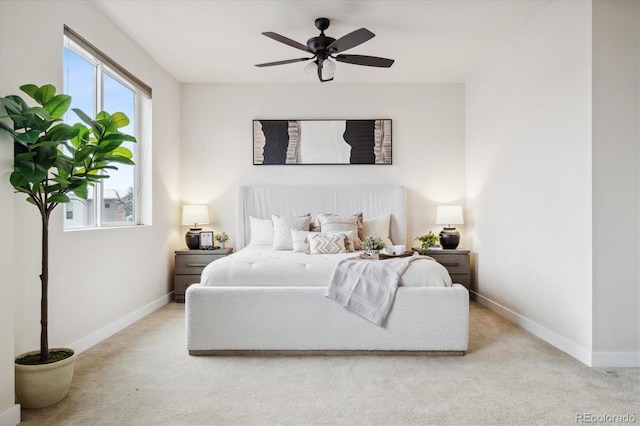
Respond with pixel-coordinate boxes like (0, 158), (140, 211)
(0, 404), (20, 426)
(69, 293), (172, 354)
(591, 352), (640, 368)
(472, 291), (592, 366)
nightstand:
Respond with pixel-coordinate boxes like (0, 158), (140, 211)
(424, 249), (471, 289)
(174, 248), (233, 302)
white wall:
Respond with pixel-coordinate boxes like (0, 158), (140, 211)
(465, 1), (593, 362)
(591, 0), (640, 367)
(0, 2), (19, 421)
(180, 83), (466, 247)
(0, 2), (181, 420)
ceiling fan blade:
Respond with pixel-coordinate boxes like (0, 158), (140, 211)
(262, 32), (315, 53)
(255, 57), (313, 67)
(335, 54), (395, 68)
(327, 28), (375, 53)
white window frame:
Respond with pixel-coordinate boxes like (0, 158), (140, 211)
(63, 27), (151, 230)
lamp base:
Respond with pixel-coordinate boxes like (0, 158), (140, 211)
(185, 228), (202, 250)
(439, 227), (460, 249)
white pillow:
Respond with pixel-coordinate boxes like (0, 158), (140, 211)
(291, 230), (317, 253)
(363, 213), (394, 247)
(248, 216), (273, 246)
(317, 214), (362, 250)
(272, 215), (310, 251)
(308, 232), (346, 255)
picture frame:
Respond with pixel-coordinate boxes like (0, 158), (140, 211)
(200, 231), (214, 249)
(253, 119), (392, 165)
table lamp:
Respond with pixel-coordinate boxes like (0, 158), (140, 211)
(182, 205), (210, 249)
(436, 205), (464, 249)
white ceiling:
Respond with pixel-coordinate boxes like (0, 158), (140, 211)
(92, 0), (551, 84)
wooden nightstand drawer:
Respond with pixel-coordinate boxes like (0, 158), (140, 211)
(424, 249), (471, 289)
(175, 254), (219, 274)
(429, 253), (469, 274)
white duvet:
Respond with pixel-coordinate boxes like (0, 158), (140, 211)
(200, 246), (452, 288)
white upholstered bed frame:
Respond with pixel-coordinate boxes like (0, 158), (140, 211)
(186, 185), (469, 355)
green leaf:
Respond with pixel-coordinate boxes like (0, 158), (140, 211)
(19, 160), (47, 183)
(34, 85), (56, 105)
(101, 155), (135, 166)
(46, 193), (70, 204)
(9, 171), (28, 188)
(72, 108), (103, 136)
(52, 175), (71, 187)
(19, 84), (39, 99)
(0, 97), (23, 115)
(44, 94), (71, 119)
(100, 133), (137, 143)
(70, 124), (89, 149)
(72, 183), (88, 199)
(96, 111), (110, 121)
(112, 146), (133, 158)
(15, 131), (41, 146)
(22, 106), (50, 120)
(46, 123), (79, 141)
(110, 112), (130, 128)
(0, 121), (18, 139)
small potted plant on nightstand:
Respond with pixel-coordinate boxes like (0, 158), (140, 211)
(215, 232), (229, 249)
(416, 231), (440, 254)
(0, 84), (136, 408)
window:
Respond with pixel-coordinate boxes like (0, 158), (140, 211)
(62, 26), (151, 229)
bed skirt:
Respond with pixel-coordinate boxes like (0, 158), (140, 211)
(186, 285), (469, 354)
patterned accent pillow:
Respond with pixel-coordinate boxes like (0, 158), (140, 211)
(308, 232), (346, 255)
(291, 230), (355, 253)
(272, 215), (310, 250)
(317, 214), (363, 249)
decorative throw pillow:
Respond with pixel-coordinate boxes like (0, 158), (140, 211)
(272, 215), (311, 250)
(363, 213), (394, 247)
(308, 232), (346, 255)
(291, 230), (317, 253)
(248, 216), (273, 246)
(291, 230), (354, 253)
(317, 214), (363, 249)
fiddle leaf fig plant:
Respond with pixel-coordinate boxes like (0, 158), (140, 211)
(0, 84), (136, 364)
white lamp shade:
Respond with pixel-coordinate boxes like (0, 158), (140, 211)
(304, 59), (336, 80)
(322, 58), (336, 79)
(436, 205), (464, 226)
(182, 205), (210, 226)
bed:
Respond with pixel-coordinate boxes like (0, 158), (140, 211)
(185, 185), (469, 355)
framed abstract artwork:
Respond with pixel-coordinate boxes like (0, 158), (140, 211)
(253, 119), (392, 165)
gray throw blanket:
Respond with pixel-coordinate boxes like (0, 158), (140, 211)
(325, 252), (421, 326)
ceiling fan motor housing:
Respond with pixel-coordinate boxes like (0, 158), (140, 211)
(307, 35), (336, 52)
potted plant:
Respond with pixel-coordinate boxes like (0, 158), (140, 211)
(416, 231), (440, 254)
(0, 84), (136, 408)
(215, 232), (229, 249)
(362, 235), (386, 256)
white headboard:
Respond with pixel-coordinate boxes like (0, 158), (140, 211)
(236, 185), (407, 250)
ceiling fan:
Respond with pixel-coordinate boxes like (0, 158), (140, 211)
(255, 17), (395, 82)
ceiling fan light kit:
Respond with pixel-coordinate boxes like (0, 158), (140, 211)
(255, 17), (394, 82)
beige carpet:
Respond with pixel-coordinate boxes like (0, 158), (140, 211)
(20, 302), (639, 425)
